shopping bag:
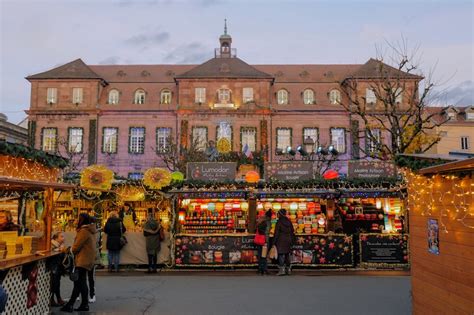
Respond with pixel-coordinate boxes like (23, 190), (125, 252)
(269, 245), (278, 260)
(261, 245), (268, 258)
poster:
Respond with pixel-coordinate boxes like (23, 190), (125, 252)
(186, 162), (237, 181)
(359, 234), (409, 266)
(174, 234), (353, 267)
(264, 162), (314, 181)
(427, 219), (439, 255)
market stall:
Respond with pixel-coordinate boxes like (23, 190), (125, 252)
(0, 141), (72, 314)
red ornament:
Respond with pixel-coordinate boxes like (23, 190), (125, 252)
(323, 169), (339, 180)
(245, 171), (260, 183)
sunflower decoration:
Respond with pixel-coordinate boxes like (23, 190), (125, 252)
(80, 165), (114, 195)
(143, 168), (172, 190)
(217, 138), (231, 153)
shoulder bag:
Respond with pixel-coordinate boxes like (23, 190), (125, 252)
(119, 222), (128, 248)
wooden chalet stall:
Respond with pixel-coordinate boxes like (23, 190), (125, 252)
(407, 158), (474, 314)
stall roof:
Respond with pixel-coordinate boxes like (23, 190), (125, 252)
(418, 158), (474, 175)
(0, 177), (76, 191)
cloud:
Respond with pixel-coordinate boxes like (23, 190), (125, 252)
(98, 56), (121, 65)
(163, 42), (210, 64)
(441, 80), (474, 106)
(124, 31), (170, 46)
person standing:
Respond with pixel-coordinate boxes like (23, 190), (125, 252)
(143, 209), (161, 273)
(256, 210), (272, 275)
(273, 209), (295, 276)
(60, 214), (96, 313)
(50, 231), (66, 307)
(104, 211), (125, 272)
(87, 217), (102, 303)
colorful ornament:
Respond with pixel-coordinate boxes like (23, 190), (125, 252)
(245, 171), (260, 183)
(171, 171), (185, 182)
(143, 168), (172, 190)
(80, 165), (114, 195)
(323, 169), (339, 180)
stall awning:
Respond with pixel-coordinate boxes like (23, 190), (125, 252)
(0, 176), (76, 191)
(418, 157), (474, 175)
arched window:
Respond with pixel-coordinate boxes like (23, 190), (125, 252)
(303, 89), (315, 105)
(160, 89), (172, 104)
(277, 89), (289, 105)
(134, 89), (146, 104)
(329, 89), (341, 104)
(108, 89), (120, 104)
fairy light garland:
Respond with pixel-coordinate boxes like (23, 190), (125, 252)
(405, 169), (474, 232)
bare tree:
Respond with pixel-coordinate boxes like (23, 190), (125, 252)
(339, 37), (449, 159)
(159, 136), (206, 173)
(57, 136), (87, 176)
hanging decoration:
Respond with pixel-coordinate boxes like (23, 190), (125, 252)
(171, 171), (185, 183)
(115, 185), (146, 202)
(217, 138), (232, 153)
(245, 171), (260, 183)
(143, 168), (172, 190)
(323, 169), (339, 180)
(80, 165), (114, 195)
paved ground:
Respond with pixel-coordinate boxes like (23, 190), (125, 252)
(52, 271), (411, 315)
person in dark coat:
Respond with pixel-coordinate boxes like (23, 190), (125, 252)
(273, 209), (295, 276)
(104, 211), (125, 272)
(143, 209), (161, 273)
(256, 209), (272, 275)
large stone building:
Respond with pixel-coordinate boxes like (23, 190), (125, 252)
(25, 27), (420, 177)
(0, 114), (28, 145)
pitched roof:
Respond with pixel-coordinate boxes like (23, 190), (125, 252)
(174, 57), (273, 79)
(89, 65), (195, 83)
(254, 64), (360, 83)
(424, 106), (474, 125)
(26, 59), (104, 80)
(347, 58), (423, 80)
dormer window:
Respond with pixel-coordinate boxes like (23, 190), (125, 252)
(108, 89), (120, 104)
(303, 89), (315, 105)
(447, 111), (457, 120)
(160, 89), (172, 104)
(466, 107), (474, 120)
(277, 89), (289, 105)
(134, 89), (146, 104)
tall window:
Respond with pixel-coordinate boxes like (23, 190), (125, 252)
(72, 88), (83, 104)
(241, 127), (257, 152)
(195, 88), (206, 103)
(303, 89), (314, 105)
(277, 89), (289, 105)
(461, 136), (470, 150)
(394, 87), (403, 104)
(243, 88), (254, 103)
(276, 128), (292, 153)
(103, 128), (118, 153)
(47, 88), (57, 104)
(366, 88), (376, 104)
(330, 128), (346, 153)
(366, 128), (381, 154)
(329, 89), (341, 104)
(216, 122), (232, 152)
(303, 128), (319, 148)
(129, 127), (145, 154)
(108, 89), (120, 104)
(42, 128), (57, 152)
(128, 172), (143, 180)
(218, 89), (231, 103)
(68, 128), (83, 153)
(134, 89), (146, 104)
(156, 127), (171, 153)
(160, 90), (172, 104)
(192, 127), (208, 151)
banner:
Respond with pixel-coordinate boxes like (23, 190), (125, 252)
(174, 234), (353, 267)
(264, 162), (314, 181)
(186, 162), (237, 181)
(348, 161), (397, 179)
(359, 233), (409, 267)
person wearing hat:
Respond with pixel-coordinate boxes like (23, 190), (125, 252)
(273, 209), (295, 276)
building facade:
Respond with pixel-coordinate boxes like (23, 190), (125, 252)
(26, 28), (419, 177)
(0, 114), (28, 145)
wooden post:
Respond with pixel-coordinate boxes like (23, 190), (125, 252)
(41, 187), (53, 251)
(248, 197), (257, 233)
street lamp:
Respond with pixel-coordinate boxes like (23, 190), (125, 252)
(286, 146), (296, 156)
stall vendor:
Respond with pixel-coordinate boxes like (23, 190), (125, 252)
(0, 210), (19, 232)
(119, 204), (137, 229)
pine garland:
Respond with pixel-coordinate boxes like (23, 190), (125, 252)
(0, 140), (68, 169)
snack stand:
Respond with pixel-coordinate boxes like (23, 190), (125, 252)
(0, 141), (72, 314)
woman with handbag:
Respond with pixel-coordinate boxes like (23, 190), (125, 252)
(255, 210), (272, 275)
(60, 213), (96, 313)
(274, 209), (295, 276)
(143, 208), (162, 274)
(104, 211), (126, 272)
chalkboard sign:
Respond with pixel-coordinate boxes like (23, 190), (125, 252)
(175, 234), (353, 267)
(186, 162), (237, 181)
(359, 233), (409, 266)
